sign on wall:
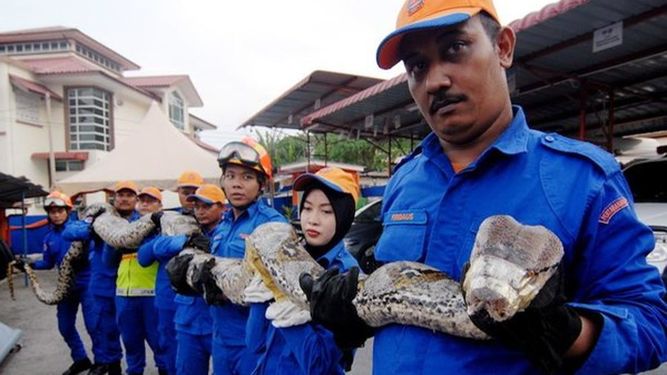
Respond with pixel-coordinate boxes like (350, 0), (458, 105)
(593, 21), (623, 53)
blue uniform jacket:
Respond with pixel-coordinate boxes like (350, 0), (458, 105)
(372, 106), (667, 374)
(249, 240), (358, 375)
(138, 234), (176, 308)
(33, 217), (90, 291)
(210, 200), (286, 347)
(148, 225), (215, 335)
(62, 220), (113, 297)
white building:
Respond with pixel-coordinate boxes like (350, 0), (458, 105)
(0, 26), (216, 191)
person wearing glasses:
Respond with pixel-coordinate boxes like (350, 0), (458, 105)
(16, 191), (96, 375)
(205, 137), (286, 375)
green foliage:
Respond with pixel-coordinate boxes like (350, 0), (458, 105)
(252, 129), (416, 172)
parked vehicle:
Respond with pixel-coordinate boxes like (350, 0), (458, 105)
(344, 199), (383, 274)
(623, 157), (667, 286)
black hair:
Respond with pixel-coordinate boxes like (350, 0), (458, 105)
(479, 12), (501, 43)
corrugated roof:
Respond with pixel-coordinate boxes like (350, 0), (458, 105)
(238, 70), (383, 130)
(301, 0), (667, 144)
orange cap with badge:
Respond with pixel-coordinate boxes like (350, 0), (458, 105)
(186, 184), (226, 205)
(177, 170), (204, 188)
(293, 167), (360, 204)
(113, 180), (139, 195)
(138, 187), (163, 202)
(376, 0), (500, 69)
(44, 191), (73, 209)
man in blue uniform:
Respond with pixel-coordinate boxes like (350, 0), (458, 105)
(137, 171), (204, 375)
(206, 137), (286, 374)
(145, 183), (223, 375)
(27, 191), (96, 375)
(301, 1), (667, 374)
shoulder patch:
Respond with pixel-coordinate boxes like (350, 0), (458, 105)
(599, 197), (629, 224)
(540, 133), (619, 176)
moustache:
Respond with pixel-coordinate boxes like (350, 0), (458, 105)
(430, 94), (465, 115)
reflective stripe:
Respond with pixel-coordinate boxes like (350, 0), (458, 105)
(116, 288), (155, 297)
(121, 253), (137, 260)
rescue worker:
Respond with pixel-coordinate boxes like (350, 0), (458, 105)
(300, 1), (667, 374)
(249, 167), (360, 374)
(143, 183), (221, 375)
(204, 137), (286, 374)
(62, 201), (122, 375)
(103, 184), (167, 375)
(20, 191), (96, 375)
(136, 171), (204, 375)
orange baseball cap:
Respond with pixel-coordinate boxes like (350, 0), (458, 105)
(177, 170), (204, 188)
(186, 184), (226, 205)
(376, 0), (500, 69)
(114, 180), (139, 194)
(293, 167), (360, 204)
(138, 187), (162, 202)
(45, 191), (73, 209)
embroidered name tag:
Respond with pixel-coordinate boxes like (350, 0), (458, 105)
(391, 213), (414, 222)
(599, 197), (628, 224)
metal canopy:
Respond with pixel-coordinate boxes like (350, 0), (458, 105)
(0, 172), (47, 208)
(301, 0), (667, 149)
(238, 70), (383, 130)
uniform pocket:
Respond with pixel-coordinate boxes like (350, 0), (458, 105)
(375, 209), (428, 262)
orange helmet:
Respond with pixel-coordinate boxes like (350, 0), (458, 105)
(45, 191), (73, 209)
(218, 137), (273, 179)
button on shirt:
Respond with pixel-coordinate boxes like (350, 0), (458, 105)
(373, 106), (667, 374)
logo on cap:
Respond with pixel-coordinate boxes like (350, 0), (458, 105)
(407, 0), (425, 15)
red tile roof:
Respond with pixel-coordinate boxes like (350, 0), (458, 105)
(9, 74), (62, 100)
(19, 56), (99, 75)
(31, 152), (89, 161)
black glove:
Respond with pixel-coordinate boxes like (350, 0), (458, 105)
(118, 248), (135, 254)
(193, 258), (227, 305)
(166, 253), (198, 296)
(185, 233), (210, 252)
(13, 257), (27, 272)
(466, 269), (584, 374)
(151, 211), (164, 227)
(299, 266), (374, 350)
(84, 206), (106, 224)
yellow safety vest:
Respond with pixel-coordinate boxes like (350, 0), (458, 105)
(116, 253), (158, 297)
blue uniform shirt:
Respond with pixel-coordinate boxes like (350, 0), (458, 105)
(210, 200), (286, 346)
(33, 217), (90, 291)
(250, 240), (358, 375)
(372, 106), (667, 374)
(101, 210), (141, 269)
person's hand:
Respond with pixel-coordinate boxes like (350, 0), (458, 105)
(465, 269), (583, 373)
(299, 266), (374, 349)
(84, 206), (106, 224)
(151, 211), (164, 227)
(185, 233), (210, 252)
(192, 258), (227, 305)
(166, 253), (198, 296)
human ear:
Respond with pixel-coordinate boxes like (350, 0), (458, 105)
(496, 26), (516, 69)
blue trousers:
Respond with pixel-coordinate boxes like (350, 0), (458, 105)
(89, 294), (122, 364)
(57, 289), (95, 362)
(212, 340), (256, 375)
(176, 331), (211, 375)
(116, 296), (166, 373)
(157, 306), (177, 374)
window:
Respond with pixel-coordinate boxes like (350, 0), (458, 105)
(55, 160), (84, 172)
(14, 90), (40, 124)
(67, 87), (112, 151)
(169, 92), (185, 130)
(74, 43), (122, 73)
(0, 40), (70, 55)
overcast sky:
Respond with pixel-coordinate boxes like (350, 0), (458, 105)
(1, 0), (555, 147)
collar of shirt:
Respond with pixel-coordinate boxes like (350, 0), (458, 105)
(316, 240), (346, 269)
(222, 200), (261, 223)
(421, 105), (530, 165)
